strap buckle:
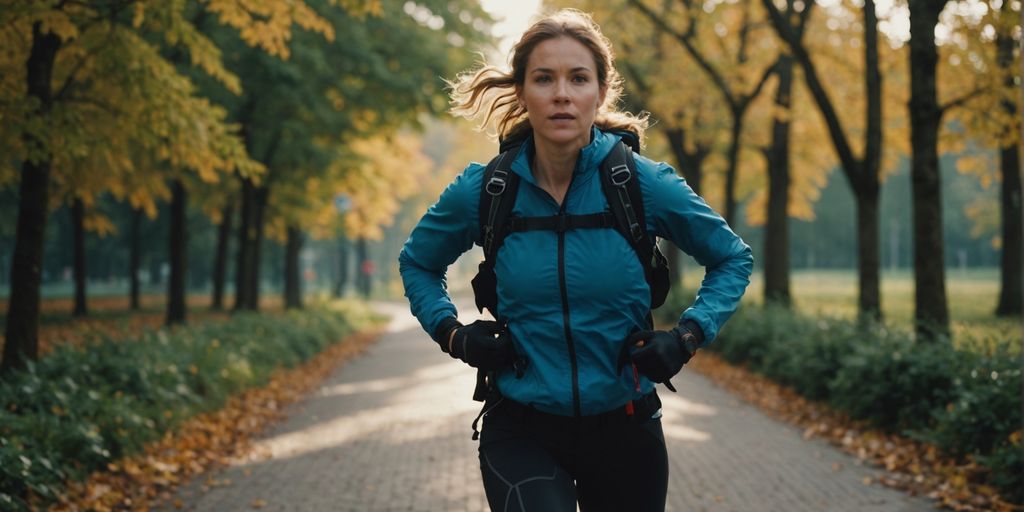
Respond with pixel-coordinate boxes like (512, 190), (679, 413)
(555, 213), (568, 233)
(486, 170), (509, 196)
(629, 222), (643, 241)
(609, 164), (631, 186)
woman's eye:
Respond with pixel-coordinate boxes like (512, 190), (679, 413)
(572, 75), (588, 83)
(536, 75), (552, 83)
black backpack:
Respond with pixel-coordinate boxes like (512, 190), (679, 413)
(470, 131), (670, 320)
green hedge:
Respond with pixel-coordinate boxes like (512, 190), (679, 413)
(0, 302), (381, 511)
(658, 293), (1022, 503)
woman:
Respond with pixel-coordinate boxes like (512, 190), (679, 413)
(399, 9), (752, 512)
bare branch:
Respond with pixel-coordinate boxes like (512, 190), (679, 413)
(627, 0), (737, 110)
(939, 86), (991, 117)
(760, 0), (861, 189)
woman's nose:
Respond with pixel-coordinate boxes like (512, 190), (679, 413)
(553, 79), (570, 102)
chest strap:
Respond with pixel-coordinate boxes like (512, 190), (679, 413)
(507, 211), (616, 233)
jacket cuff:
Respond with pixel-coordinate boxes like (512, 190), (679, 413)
(432, 316), (462, 350)
(681, 320), (705, 346)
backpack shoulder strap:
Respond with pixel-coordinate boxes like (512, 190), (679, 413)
(471, 148), (520, 317)
(479, 149), (520, 260)
(599, 141), (670, 310)
(599, 141), (652, 252)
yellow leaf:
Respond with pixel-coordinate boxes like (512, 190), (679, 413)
(132, 3), (146, 28)
(35, 10), (79, 42)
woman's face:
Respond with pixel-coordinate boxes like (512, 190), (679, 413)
(518, 37), (607, 151)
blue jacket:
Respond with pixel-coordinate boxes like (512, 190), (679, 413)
(399, 128), (752, 416)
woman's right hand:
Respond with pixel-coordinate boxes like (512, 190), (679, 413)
(447, 320), (516, 371)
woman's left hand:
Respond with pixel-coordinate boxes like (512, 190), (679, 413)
(623, 326), (699, 383)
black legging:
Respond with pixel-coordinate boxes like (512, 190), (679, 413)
(477, 394), (668, 512)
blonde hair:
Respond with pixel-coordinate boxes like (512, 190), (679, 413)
(447, 8), (648, 145)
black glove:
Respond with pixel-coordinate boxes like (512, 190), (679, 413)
(435, 318), (515, 371)
(624, 322), (702, 384)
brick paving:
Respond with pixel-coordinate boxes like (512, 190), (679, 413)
(165, 300), (937, 511)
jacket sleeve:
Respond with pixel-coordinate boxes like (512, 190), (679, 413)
(398, 163), (483, 339)
(639, 160), (753, 345)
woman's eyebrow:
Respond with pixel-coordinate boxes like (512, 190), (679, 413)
(529, 66), (594, 74)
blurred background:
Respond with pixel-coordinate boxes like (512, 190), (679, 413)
(0, 0), (1021, 509)
(1, 1), (1019, 331)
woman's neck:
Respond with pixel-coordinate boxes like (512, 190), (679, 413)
(532, 137), (585, 205)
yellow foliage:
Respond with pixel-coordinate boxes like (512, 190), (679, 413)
(940, 0), (1021, 154)
(332, 133), (432, 240)
(955, 152), (997, 188)
(203, 0), (335, 59)
(83, 211), (117, 237)
(964, 195), (1000, 246)
(0, 5), (265, 222)
(34, 9), (78, 42)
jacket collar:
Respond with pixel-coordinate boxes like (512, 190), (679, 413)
(509, 126), (622, 186)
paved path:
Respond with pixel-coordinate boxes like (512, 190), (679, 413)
(167, 301), (937, 511)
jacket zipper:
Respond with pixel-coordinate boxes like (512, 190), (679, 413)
(557, 209), (581, 417)
(557, 158), (582, 417)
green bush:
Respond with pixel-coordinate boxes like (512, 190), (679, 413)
(827, 334), (957, 432)
(678, 299), (1022, 504)
(980, 442), (1024, 505)
(0, 302), (380, 511)
(921, 345), (1022, 457)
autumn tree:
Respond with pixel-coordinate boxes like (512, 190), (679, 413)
(990, 0), (1021, 317)
(940, 0), (1022, 318)
(193, 0), (491, 311)
(761, 0), (890, 319)
(627, 0), (778, 227)
(562, 0), (727, 287)
(755, 0), (812, 306)
(0, 1), (263, 372)
(906, 0), (953, 339)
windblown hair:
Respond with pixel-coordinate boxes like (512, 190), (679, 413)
(447, 8), (648, 145)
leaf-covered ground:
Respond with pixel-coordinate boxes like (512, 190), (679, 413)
(47, 328), (382, 512)
(687, 352), (1022, 512)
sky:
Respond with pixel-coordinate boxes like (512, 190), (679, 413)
(479, 0), (543, 63)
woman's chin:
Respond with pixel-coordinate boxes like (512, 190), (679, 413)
(536, 129), (588, 148)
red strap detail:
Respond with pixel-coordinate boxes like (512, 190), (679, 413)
(625, 400), (635, 416)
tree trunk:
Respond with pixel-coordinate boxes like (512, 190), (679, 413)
(996, 142), (1022, 316)
(234, 178), (255, 311)
(284, 226), (303, 310)
(166, 180), (187, 326)
(856, 189), (882, 320)
(724, 114), (742, 226)
(129, 207), (141, 310)
(247, 185), (269, 310)
(995, 7), (1022, 317)
(334, 235), (350, 298)
(2, 24), (61, 374)
(908, 0), (950, 341)
(356, 238), (371, 298)
(663, 127), (704, 195)
(764, 54), (794, 306)
(71, 198), (88, 317)
(211, 202), (233, 310)
(859, 0), (884, 320)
